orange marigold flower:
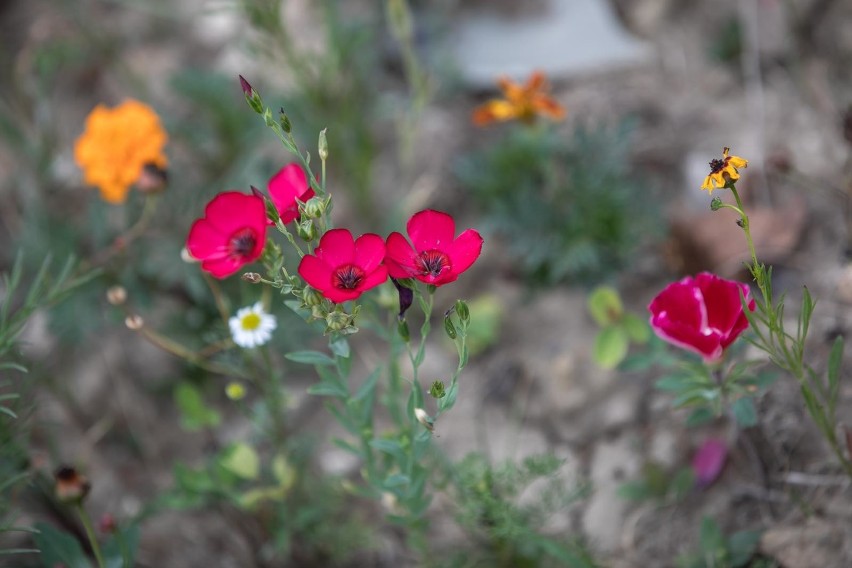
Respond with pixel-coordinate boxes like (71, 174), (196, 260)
(472, 71), (565, 126)
(74, 100), (168, 204)
(701, 147), (748, 194)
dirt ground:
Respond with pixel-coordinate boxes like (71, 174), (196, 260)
(3, 0), (852, 566)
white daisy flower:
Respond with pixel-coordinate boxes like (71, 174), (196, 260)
(229, 302), (276, 348)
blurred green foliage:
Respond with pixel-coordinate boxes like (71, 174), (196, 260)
(457, 122), (661, 287)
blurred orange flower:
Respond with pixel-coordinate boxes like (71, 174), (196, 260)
(701, 147), (748, 194)
(472, 71), (565, 126)
(74, 100), (168, 203)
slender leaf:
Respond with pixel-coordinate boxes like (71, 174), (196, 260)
(285, 350), (335, 366)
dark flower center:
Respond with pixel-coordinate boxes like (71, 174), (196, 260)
(229, 228), (257, 259)
(333, 264), (365, 290)
(708, 158), (725, 173)
(416, 250), (450, 278)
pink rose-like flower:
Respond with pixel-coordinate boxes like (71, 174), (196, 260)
(385, 209), (484, 286)
(268, 163), (315, 224)
(648, 272), (755, 362)
(186, 192), (268, 279)
(298, 229), (388, 303)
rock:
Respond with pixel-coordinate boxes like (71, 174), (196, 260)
(760, 518), (852, 568)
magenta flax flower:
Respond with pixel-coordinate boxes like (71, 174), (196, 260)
(268, 163), (315, 224)
(648, 272), (755, 362)
(186, 192), (268, 279)
(692, 438), (728, 487)
(385, 209), (483, 286)
(298, 229), (388, 303)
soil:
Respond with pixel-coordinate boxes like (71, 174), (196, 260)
(2, 0), (852, 566)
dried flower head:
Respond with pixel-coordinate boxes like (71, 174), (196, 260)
(54, 466), (91, 503)
(701, 147), (748, 194)
(74, 100), (168, 204)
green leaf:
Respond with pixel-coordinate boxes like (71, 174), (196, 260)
(685, 407), (715, 427)
(728, 530), (761, 567)
(350, 368), (380, 403)
(33, 522), (93, 568)
(174, 383), (221, 431)
(593, 326), (629, 369)
(285, 350), (335, 366)
(587, 286), (623, 326)
(369, 439), (406, 462)
(271, 454), (296, 490)
(383, 474), (411, 488)
(731, 397), (758, 428)
(828, 335), (843, 402)
(329, 336), (350, 358)
(219, 443), (260, 480)
(699, 517), (725, 556)
(102, 524), (140, 568)
(622, 313), (651, 343)
(617, 480), (650, 502)
(670, 468), (696, 501)
(306, 381), (349, 399)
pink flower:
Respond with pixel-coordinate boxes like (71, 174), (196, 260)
(298, 229), (388, 303)
(186, 192), (268, 278)
(385, 210), (484, 286)
(648, 272), (755, 362)
(692, 438), (728, 487)
(268, 163), (315, 224)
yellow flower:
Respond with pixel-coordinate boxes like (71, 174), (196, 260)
(701, 147), (748, 193)
(225, 382), (246, 401)
(472, 71), (566, 126)
(74, 100), (168, 204)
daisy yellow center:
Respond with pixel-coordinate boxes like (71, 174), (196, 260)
(416, 250), (450, 278)
(240, 313), (262, 331)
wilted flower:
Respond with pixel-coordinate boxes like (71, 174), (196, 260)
(385, 210), (483, 286)
(74, 100), (168, 203)
(701, 147), (748, 193)
(229, 302), (277, 348)
(54, 466), (91, 503)
(648, 272), (755, 362)
(298, 229), (388, 303)
(472, 71), (565, 126)
(268, 164), (315, 224)
(186, 192), (268, 278)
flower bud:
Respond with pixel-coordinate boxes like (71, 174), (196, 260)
(279, 108), (292, 134)
(98, 513), (117, 534)
(242, 272), (262, 284)
(55, 466), (91, 504)
(239, 75), (264, 114)
(710, 196), (723, 211)
(302, 286), (324, 307)
(125, 315), (144, 330)
(429, 380), (446, 399)
(303, 197), (326, 219)
(391, 278), (414, 318)
(414, 408), (434, 432)
(444, 315), (457, 339)
(326, 309), (351, 332)
(397, 318), (410, 342)
(106, 286), (127, 306)
(297, 219), (317, 242)
(455, 299), (470, 323)
(310, 305), (326, 320)
(318, 129), (328, 161)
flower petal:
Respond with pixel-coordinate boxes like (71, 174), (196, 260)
(406, 209), (456, 252)
(385, 232), (418, 278)
(445, 229), (484, 278)
(315, 228), (355, 267)
(353, 233), (386, 273)
(692, 438), (728, 486)
(269, 164), (311, 224)
(298, 255), (333, 292)
(358, 265), (388, 293)
(186, 219), (227, 260)
(204, 192), (267, 234)
(201, 256), (244, 279)
(472, 100), (517, 125)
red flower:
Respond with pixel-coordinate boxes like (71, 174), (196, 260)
(187, 192), (268, 278)
(268, 163), (315, 224)
(298, 229), (388, 303)
(648, 272), (755, 362)
(385, 210), (483, 286)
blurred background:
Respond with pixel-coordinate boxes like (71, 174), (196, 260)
(1, 0), (852, 566)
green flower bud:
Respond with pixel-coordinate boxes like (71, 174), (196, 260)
(279, 108), (291, 133)
(318, 128), (328, 161)
(429, 380), (446, 399)
(455, 299), (470, 323)
(326, 309), (351, 332)
(297, 219), (317, 242)
(710, 196), (723, 211)
(302, 286), (323, 307)
(304, 196), (326, 219)
(397, 318), (410, 342)
(444, 316), (457, 339)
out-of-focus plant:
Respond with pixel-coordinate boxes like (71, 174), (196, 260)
(436, 453), (597, 568)
(587, 286), (650, 369)
(677, 517), (770, 568)
(459, 111), (660, 287)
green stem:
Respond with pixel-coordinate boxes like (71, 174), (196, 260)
(76, 505), (105, 568)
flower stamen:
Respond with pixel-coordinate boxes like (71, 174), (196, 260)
(416, 250), (450, 278)
(333, 264), (365, 290)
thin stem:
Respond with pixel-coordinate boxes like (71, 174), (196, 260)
(76, 504), (105, 568)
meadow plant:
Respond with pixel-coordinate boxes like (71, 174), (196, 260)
(647, 147), (852, 477)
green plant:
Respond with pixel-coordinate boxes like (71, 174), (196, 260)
(458, 122), (660, 287)
(677, 517), (772, 568)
